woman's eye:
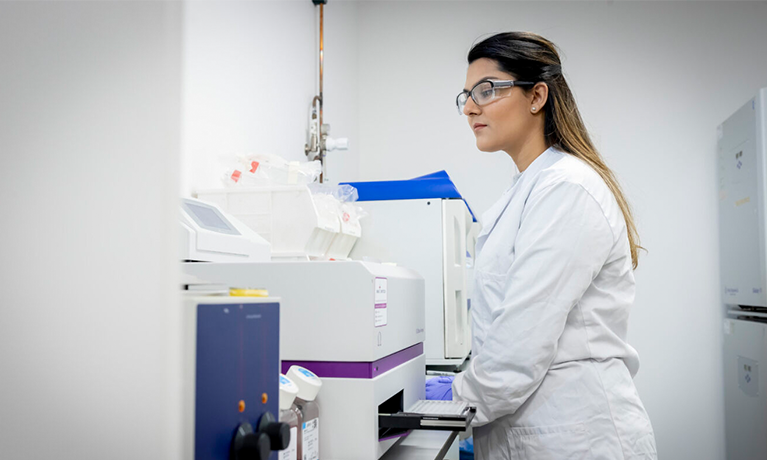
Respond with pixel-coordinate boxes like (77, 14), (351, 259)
(481, 90), (494, 98)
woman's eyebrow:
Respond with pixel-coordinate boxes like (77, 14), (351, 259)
(463, 76), (504, 92)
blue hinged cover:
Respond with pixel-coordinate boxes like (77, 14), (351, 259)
(341, 171), (476, 221)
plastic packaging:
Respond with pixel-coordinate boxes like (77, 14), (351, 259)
(195, 185), (344, 259)
(278, 374), (302, 460)
(199, 163), (365, 259)
(307, 184), (366, 259)
(287, 366), (323, 460)
(307, 183), (359, 203)
(220, 153), (321, 187)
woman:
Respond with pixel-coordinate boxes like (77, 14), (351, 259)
(444, 32), (657, 459)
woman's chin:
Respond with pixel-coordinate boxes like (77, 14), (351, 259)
(475, 139), (498, 153)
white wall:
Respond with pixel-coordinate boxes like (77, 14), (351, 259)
(181, 2), (767, 459)
(182, 0), (360, 193)
(0, 2), (183, 460)
(355, 2), (767, 460)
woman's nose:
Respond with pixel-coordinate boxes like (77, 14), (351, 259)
(463, 97), (480, 116)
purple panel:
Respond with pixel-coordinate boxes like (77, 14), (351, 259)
(280, 360), (371, 379)
(281, 343), (424, 379)
(371, 343), (423, 378)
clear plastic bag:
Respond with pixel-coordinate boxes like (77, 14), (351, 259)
(307, 184), (367, 225)
(307, 183), (359, 203)
(305, 184), (366, 260)
(220, 153), (321, 187)
(311, 193), (341, 224)
(340, 201), (368, 224)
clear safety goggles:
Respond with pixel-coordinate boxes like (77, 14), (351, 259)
(456, 80), (535, 115)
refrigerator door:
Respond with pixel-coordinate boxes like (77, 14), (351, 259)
(724, 318), (767, 459)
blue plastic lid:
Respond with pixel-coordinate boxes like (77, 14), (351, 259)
(341, 171), (476, 221)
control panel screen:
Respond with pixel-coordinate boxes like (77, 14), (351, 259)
(184, 200), (240, 235)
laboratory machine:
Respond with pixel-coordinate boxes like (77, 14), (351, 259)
(184, 261), (439, 460)
(180, 197), (271, 263)
(181, 292), (289, 460)
(343, 171), (479, 367)
(723, 317), (767, 460)
(718, 87), (767, 459)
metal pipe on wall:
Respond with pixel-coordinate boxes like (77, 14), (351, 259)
(319, 1), (326, 182)
(306, 0), (348, 184)
(319, 1), (324, 134)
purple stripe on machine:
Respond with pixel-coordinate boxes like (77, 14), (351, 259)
(281, 343), (423, 379)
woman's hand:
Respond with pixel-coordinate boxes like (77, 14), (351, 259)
(425, 375), (455, 400)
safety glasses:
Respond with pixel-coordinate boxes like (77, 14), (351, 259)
(456, 80), (535, 115)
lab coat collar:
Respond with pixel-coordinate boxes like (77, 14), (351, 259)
(477, 146), (563, 239)
(520, 145), (562, 180)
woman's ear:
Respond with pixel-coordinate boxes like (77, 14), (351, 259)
(530, 82), (549, 113)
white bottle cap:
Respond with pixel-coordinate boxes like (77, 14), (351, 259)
(287, 366), (323, 402)
(279, 374), (300, 411)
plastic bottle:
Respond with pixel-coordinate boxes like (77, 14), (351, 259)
(287, 366), (323, 460)
(278, 374), (302, 460)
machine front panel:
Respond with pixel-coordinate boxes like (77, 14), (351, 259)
(724, 319), (767, 459)
(195, 302), (280, 460)
(719, 98), (766, 307)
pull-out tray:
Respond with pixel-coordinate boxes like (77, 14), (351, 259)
(379, 400), (475, 432)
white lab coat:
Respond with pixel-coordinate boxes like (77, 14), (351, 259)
(452, 147), (657, 459)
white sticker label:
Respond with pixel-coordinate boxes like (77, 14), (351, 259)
(375, 308), (388, 327)
(738, 356), (759, 397)
(375, 278), (388, 303)
(302, 418), (319, 460)
(375, 277), (388, 327)
(279, 426), (297, 460)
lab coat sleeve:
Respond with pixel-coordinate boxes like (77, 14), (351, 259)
(452, 180), (614, 426)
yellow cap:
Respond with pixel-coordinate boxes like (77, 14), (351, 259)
(229, 288), (269, 297)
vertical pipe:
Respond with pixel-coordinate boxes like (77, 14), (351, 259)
(319, 3), (324, 127)
(319, 3), (326, 182)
